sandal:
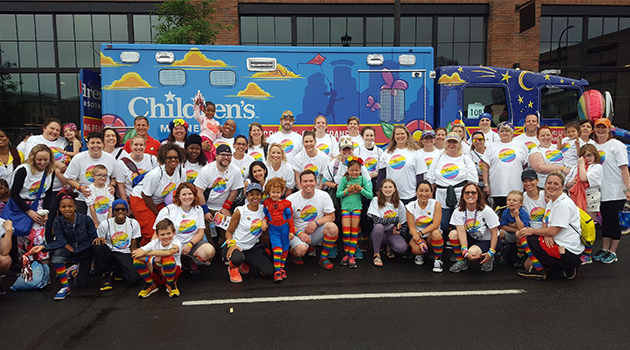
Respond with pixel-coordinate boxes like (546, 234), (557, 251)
(386, 247), (395, 259)
(373, 255), (383, 267)
(318, 258), (334, 271)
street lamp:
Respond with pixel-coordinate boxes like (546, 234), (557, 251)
(341, 17), (352, 47)
(557, 24), (575, 66)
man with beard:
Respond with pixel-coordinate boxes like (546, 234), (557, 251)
(266, 111), (303, 163)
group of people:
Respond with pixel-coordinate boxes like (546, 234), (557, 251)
(0, 105), (627, 300)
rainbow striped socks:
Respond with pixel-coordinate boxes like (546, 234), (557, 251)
(432, 237), (444, 260)
(161, 256), (177, 284)
(134, 257), (154, 285)
(273, 247), (283, 272)
(450, 238), (464, 262)
(518, 236), (544, 270)
(320, 234), (336, 259)
(54, 264), (69, 288)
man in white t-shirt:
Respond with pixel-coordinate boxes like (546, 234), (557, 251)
(65, 131), (117, 214)
(287, 170), (338, 270)
(515, 114), (540, 153)
(266, 110), (303, 163)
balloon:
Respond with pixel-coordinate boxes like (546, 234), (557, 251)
(578, 90), (605, 122)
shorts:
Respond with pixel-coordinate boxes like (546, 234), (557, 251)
(289, 224), (325, 249)
(466, 234), (491, 253)
(586, 190), (601, 212)
(185, 239), (209, 256)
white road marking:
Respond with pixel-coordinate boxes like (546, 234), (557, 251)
(182, 289), (525, 306)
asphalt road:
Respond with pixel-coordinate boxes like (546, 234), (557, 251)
(2, 234), (629, 350)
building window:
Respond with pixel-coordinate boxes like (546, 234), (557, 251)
(462, 86), (510, 125)
(133, 15), (160, 44)
(240, 16), (291, 46)
(435, 16), (485, 66)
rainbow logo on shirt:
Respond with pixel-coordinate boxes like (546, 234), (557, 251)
(186, 169), (198, 184)
(85, 165), (96, 182)
(543, 209), (551, 224)
(281, 139), (294, 153)
(250, 218), (262, 236)
(211, 177), (227, 193)
(545, 150), (563, 162)
(304, 164), (320, 177)
(161, 182), (176, 197)
(524, 141), (537, 152)
(214, 140), (230, 148)
(440, 163), (460, 179)
(389, 155), (406, 170)
(530, 207), (545, 222)
(598, 150), (606, 164)
(353, 142), (360, 153)
(28, 181), (42, 196)
(111, 231), (130, 249)
(250, 151), (263, 162)
(50, 147), (64, 162)
(94, 196), (110, 214)
(465, 219), (482, 234)
(425, 157), (434, 169)
(561, 142), (571, 153)
(498, 148), (516, 163)
(316, 143), (330, 155)
(179, 219), (197, 235)
(383, 210), (398, 219)
(300, 205), (318, 222)
(131, 169), (146, 181)
(415, 215), (433, 229)
(364, 157), (378, 172)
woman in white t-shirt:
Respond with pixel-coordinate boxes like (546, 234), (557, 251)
(469, 113), (499, 144)
(266, 143), (295, 196)
(368, 179), (408, 267)
(468, 131), (487, 191)
(529, 126), (569, 187)
(183, 134), (208, 185)
(448, 183), (500, 273)
(405, 181), (444, 272)
(516, 172), (584, 280)
(116, 135), (158, 207)
(449, 123), (471, 154)
(291, 131), (329, 189)
(154, 183), (215, 274)
(232, 135), (255, 184)
(160, 119), (188, 149)
(434, 127), (447, 151)
(247, 122), (268, 163)
(103, 127), (129, 161)
(482, 121), (529, 208)
(418, 130), (442, 172)
(520, 169), (547, 230)
(314, 115), (339, 159)
(590, 118), (630, 264)
(378, 125), (427, 204)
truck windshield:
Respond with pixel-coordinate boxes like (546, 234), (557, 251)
(462, 86), (510, 126)
(540, 87), (579, 122)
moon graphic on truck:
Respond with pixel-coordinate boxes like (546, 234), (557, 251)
(518, 71), (534, 91)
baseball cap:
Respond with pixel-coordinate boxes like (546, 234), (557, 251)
(521, 169), (538, 181)
(246, 182), (263, 193)
(594, 118), (611, 128)
(421, 130), (436, 140)
(339, 137), (353, 150)
(216, 144), (232, 155)
(281, 110), (295, 120)
(445, 132), (461, 142)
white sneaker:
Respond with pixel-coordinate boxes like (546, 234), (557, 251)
(432, 259), (444, 273)
(414, 255), (424, 266)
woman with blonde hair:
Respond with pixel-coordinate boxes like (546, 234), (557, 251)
(265, 143), (294, 196)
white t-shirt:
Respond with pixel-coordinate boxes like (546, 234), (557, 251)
(426, 153), (477, 209)
(379, 148), (428, 200)
(140, 237), (182, 267)
(0, 150), (24, 188)
(348, 134), (364, 154)
(194, 162), (244, 210)
(232, 204), (264, 251)
(288, 189), (335, 232)
(593, 139), (628, 201)
(418, 148), (442, 172)
(461, 142), (471, 155)
(559, 137), (586, 169)
(65, 151), (118, 202)
(266, 131), (303, 163)
(266, 161), (295, 189)
(248, 144), (266, 163)
(107, 147), (130, 161)
(86, 184), (114, 223)
(97, 217), (141, 253)
(482, 140), (528, 196)
(367, 198), (407, 230)
(405, 199), (438, 233)
(470, 130), (500, 144)
(523, 190), (547, 229)
(116, 154), (158, 196)
(544, 193), (585, 255)
(183, 160), (204, 184)
(316, 134), (339, 158)
(358, 144), (384, 176)
(154, 204), (206, 245)
(515, 133), (539, 153)
(450, 205), (500, 241)
(214, 137), (234, 152)
(468, 148), (486, 186)
(24, 135), (69, 192)
(232, 153), (255, 183)
(13, 164), (53, 201)
(530, 145), (564, 186)
(290, 149), (329, 183)
(131, 165), (184, 205)
(160, 140), (185, 149)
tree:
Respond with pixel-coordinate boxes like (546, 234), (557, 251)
(152, 0), (231, 45)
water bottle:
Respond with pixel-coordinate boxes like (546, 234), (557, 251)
(209, 221), (218, 238)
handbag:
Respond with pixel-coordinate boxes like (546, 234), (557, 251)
(0, 171), (47, 236)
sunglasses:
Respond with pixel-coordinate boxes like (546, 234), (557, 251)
(464, 191), (478, 196)
(113, 207), (127, 212)
(473, 137), (485, 141)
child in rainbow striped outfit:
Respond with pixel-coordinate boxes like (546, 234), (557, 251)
(263, 177), (295, 282)
(336, 157), (373, 268)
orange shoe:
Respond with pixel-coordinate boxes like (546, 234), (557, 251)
(228, 266), (242, 283)
(239, 263), (250, 275)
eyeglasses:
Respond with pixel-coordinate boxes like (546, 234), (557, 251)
(93, 174), (108, 178)
(282, 115), (294, 119)
(464, 191), (478, 196)
(113, 207), (127, 212)
(166, 156), (179, 160)
(473, 137), (485, 141)
(218, 153), (232, 157)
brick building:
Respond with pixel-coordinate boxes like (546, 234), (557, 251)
(1, 0), (630, 134)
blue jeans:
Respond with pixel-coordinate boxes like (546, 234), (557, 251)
(50, 247), (93, 287)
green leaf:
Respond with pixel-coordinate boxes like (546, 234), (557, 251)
(121, 129), (137, 144)
(380, 122), (395, 140)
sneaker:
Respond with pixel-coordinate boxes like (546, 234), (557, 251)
(307, 247), (317, 257)
(449, 254), (458, 262)
(280, 269), (287, 279)
(137, 283), (159, 299)
(228, 266), (243, 283)
(348, 257), (357, 269)
(445, 241), (452, 250)
(66, 264), (78, 280)
(360, 241), (369, 252)
(480, 255), (494, 272)
(54, 286), (71, 300)
(328, 246), (338, 259)
(449, 261), (468, 273)
(292, 256), (304, 266)
(166, 283), (180, 298)
(340, 255), (349, 266)
(318, 258), (334, 271)
(563, 266), (578, 280)
(432, 259), (444, 273)
(601, 251), (618, 264)
(580, 255), (593, 265)
(414, 255), (425, 266)
(513, 256), (526, 269)
(592, 249), (608, 262)
(100, 272), (113, 292)
(239, 263), (250, 275)
(354, 248), (363, 260)
(188, 254), (211, 267)
(517, 266), (547, 280)
(274, 271), (283, 282)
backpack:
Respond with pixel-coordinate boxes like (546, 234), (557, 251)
(569, 207), (595, 245)
(121, 157), (146, 188)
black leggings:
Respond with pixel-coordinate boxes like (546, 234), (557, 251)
(601, 199), (625, 240)
(527, 235), (581, 272)
(223, 243), (274, 278)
